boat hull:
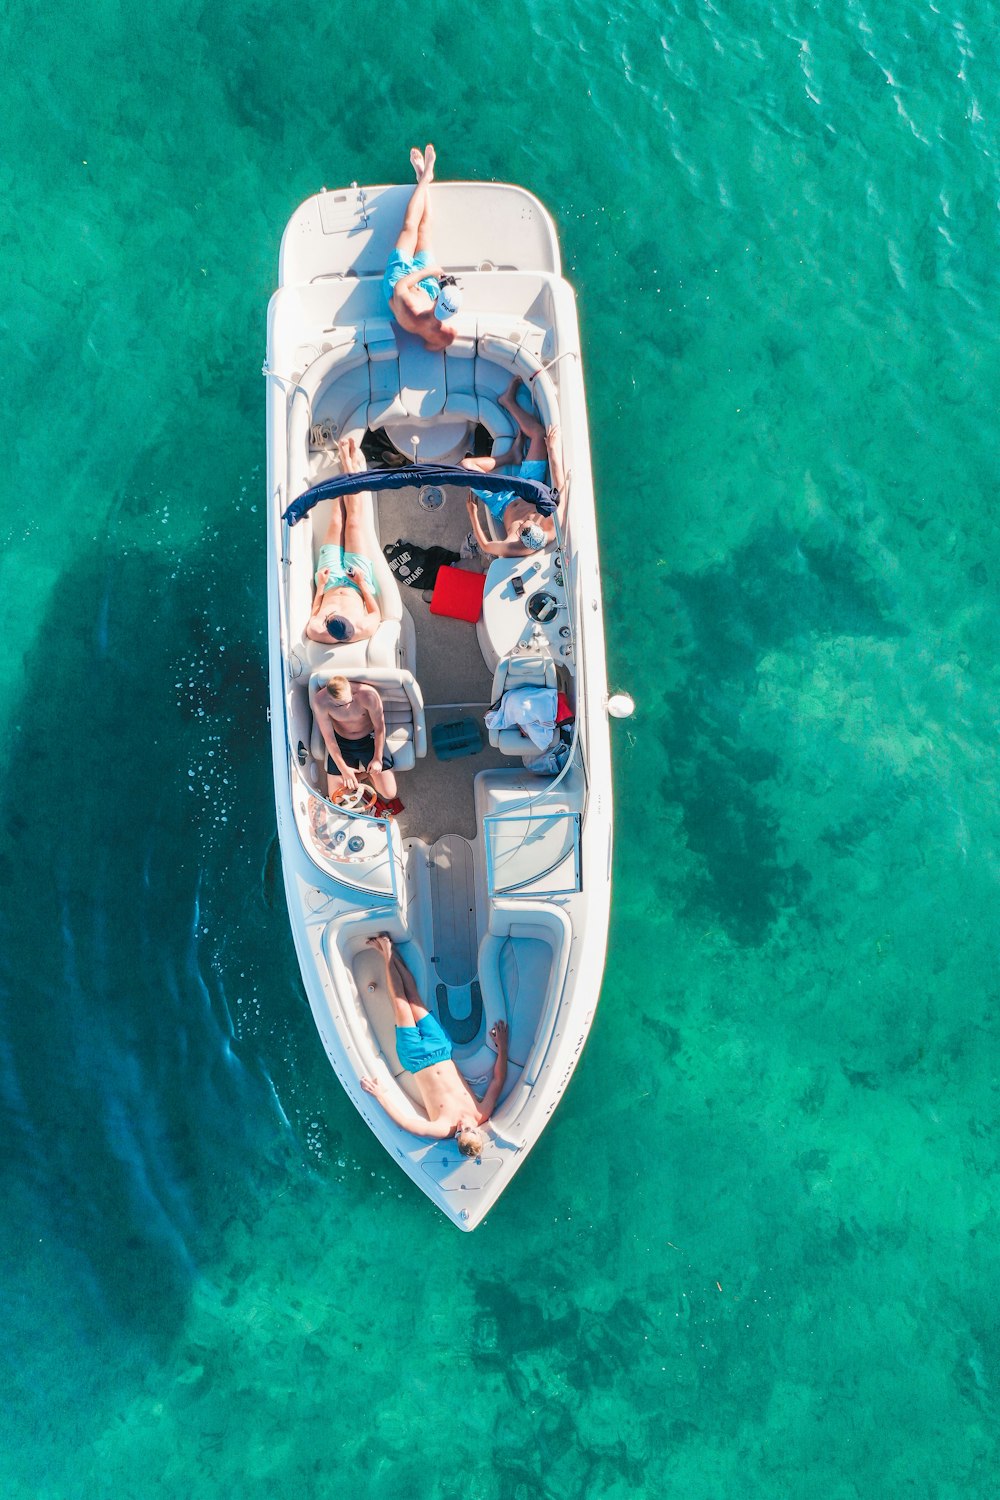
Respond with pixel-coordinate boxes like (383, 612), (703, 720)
(266, 182), (612, 1229)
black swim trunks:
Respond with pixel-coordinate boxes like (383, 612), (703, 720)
(327, 732), (395, 775)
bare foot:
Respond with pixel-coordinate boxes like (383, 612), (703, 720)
(422, 143), (436, 181)
(338, 435), (362, 472)
(499, 376), (522, 409)
(409, 147), (424, 179)
(367, 934), (393, 962)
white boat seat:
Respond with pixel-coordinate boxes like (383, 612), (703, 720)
(443, 313), (479, 374)
(477, 318), (546, 359)
(309, 665), (427, 774)
(477, 932), (551, 1068)
(286, 337), (369, 491)
(475, 901), (572, 1086)
(475, 335), (559, 431)
(487, 652), (559, 755)
(394, 326), (447, 418)
(364, 318), (401, 411)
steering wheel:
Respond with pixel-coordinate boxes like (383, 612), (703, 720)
(330, 782), (379, 813)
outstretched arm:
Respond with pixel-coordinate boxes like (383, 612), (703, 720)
(546, 424), (570, 534)
(346, 566), (382, 639)
(546, 424), (566, 495)
(310, 567), (330, 618)
(360, 1075), (454, 1139)
(465, 498), (531, 558)
(305, 569), (333, 642)
(475, 1022), (509, 1122)
(465, 498), (504, 557)
(397, 263), (444, 293)
(395, 267), (445, 316)
(366, 690), (387, 768)
(309, 694), (358, 788)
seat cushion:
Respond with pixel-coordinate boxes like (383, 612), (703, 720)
(429, 565), (487, 623)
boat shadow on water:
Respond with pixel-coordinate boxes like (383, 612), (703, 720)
(0, 523), (326, 1344)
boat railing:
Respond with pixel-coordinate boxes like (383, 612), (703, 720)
(492, 509), (591, 825)
(263, 362), (312, 504)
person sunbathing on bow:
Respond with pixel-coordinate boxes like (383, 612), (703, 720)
(462, 377), (566, 557)
(383, 144), (462, 352)
(360, 935), (508, 1156)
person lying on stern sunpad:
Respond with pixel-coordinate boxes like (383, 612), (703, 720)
(360, 935), (508, 1156)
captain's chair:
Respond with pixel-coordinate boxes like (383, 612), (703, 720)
(487, 653), (559, 757)
(309, 665), (427, 775)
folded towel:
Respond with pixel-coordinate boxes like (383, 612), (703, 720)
(485, 686), (558, 749)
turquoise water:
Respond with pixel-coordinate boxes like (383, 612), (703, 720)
(3, 0), (999, 1494)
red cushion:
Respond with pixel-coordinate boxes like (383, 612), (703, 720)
(429, 565), (487, 622)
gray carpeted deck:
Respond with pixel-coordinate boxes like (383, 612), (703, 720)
(375, 485), (515, 843)
(376, 485), (491, 706)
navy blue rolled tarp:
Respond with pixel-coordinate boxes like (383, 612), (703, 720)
(282, 464), (558, 525)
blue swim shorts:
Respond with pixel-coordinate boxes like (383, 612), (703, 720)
(383, 248), (441, 312)
(395, 1013), (453, 1074)
(316, 544), (378, 595)
(474, 459), (550, 523)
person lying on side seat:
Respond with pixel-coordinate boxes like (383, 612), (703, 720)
(309, 675), (398, 803)
(305, 437), (383, 646)
(360, 935), (508, 1156)
(461, 376), (566, 558)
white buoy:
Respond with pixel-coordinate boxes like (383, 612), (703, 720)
(607, 692), (635, 719)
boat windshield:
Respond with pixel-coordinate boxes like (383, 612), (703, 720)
(483, 811), (581, 898)
(293, 775), (400, 900)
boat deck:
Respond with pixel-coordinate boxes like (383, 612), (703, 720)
(374, 482), (510, 843)
(267, 183), (612, 1229)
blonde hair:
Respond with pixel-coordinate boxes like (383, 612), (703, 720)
(327, 676), (352, 701)
(456, 1127), (485, 1159)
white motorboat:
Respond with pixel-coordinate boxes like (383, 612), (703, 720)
(265, 178), (616, 1230)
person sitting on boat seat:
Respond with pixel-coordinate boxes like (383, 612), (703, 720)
(306, 437), (383, 646)
(310, 675), (398, 803)
(461, 377), (566, 558)
(383, 143), (461, 352)
(361, 935), (508, 1155)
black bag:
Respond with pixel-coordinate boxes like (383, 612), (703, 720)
(383, 539), (460, 590)
(361, 427), (411, 469)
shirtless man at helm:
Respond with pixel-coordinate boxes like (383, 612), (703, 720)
(382, 144), (462, 352)
(309, 675), (397, 803)
(360, 936), (509, 1157)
